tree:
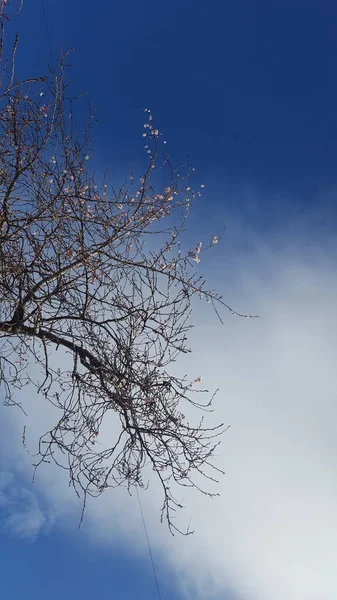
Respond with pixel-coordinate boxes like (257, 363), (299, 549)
(0, 2), (254, 534)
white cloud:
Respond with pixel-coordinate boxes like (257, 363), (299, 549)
(1, 213), (337, 599)
(0, 471), (51, 540)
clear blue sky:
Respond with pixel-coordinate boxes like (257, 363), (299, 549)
(13, 0), (337, 201)
(1, 1), (337, 599)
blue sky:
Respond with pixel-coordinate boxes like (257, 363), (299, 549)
(13, 0), (337, 199)
(1, 1), (337, 599)
(0, 526), (175, 600)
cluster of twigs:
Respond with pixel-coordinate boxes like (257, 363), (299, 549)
(0, 1), (254, 533)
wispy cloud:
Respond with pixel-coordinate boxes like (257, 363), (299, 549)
(0, 471), (51, 541)
(1, 208), (337, 599)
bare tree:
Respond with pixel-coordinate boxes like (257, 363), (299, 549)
(0, 2), (255, 533)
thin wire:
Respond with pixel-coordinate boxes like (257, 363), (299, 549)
(39, 2), (161, 587)
(39, 4), (160, 598)
(136, 486), (163, 600)
(40, 0), (55, 69)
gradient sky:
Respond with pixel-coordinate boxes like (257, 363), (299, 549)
(1, 1), (337, 599)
